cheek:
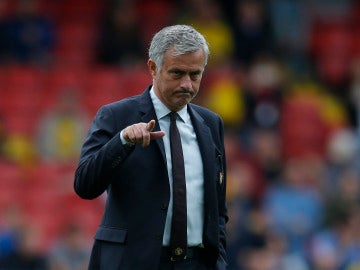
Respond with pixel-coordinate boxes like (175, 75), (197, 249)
(192, 82), (201, 93)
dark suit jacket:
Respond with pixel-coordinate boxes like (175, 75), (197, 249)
(74, 87), (228, 270)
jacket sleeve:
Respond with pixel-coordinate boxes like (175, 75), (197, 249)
(74, 105), (134, 199)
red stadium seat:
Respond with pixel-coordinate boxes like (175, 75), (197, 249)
(83, 67), (125, 114)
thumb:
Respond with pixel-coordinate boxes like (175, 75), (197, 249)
(147, 120), (165, 140)
(146, 120), (156, 131)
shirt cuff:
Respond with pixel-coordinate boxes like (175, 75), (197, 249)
(120, 130), (135, 146)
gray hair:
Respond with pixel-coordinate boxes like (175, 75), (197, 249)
(148, 25), (210, 71)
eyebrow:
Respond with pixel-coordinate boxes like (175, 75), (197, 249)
(169, 68), (203, 74)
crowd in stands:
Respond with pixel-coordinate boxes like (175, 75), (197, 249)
(0, 0), (360, 269)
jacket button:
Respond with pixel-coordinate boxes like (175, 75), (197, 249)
(161, 203), (168, 210)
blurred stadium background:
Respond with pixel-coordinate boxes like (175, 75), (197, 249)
(0, 0), (360, 269)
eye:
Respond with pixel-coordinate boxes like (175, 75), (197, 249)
(170, 69), (184, 78)
(190, 72), (201, 81)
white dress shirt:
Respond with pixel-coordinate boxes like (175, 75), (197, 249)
(149, 88), (204, 247)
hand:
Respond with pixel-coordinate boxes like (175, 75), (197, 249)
(122, 120), (165, 147)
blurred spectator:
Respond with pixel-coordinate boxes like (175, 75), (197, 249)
(36, 88), (89, 163)
(2, 133), (37, 169)
(238, 244), (277, 270)
(262, 156), (324, 255)
(95, 0), (145, 67)
(325, 128), (360, 183)
(336, 169), (360, 205)
(203, 63), (245, 129)
(265, 230), (310, 270)
(224, 133), (267, 269)
(1, 103), (37, 169)
(0, 225), (48, 270)
(48, 223), (90, 270)
(228, 205), (268, 270)
(2, 0), (54, 65)
(281, 80), (350, 159)
(0, 205), (23, 260)
(179, 0), (235, 66)
(268, 0), (312, 72)
(230, 205), (309, 270)
(250, 128), (283, 183)
(241, 55), (284, 141)
(308, 202), (360, 270)
(232, 0), (274, 67)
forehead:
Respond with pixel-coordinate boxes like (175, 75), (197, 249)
(162, 47), (205, 70)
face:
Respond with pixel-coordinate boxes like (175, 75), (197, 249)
(148, 47), (205, 112)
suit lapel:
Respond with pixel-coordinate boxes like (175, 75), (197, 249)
(188, 106), (214, 183)
(138, 88), (166, 163)
(188, 105), (217, 203)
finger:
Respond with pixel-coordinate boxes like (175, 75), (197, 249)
(143, 131), (165, 147)
(141, 128), (151, 147)
(127, 124), (143, 143)
(126, 127), (136, 143)
(150, 131), (166, 140)
(134, 125), (147, 144)
(146, 120), (156, 132)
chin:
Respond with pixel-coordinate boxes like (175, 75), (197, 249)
(172, 102), (187, 111)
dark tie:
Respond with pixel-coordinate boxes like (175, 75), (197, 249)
(169, 112), (187, 261)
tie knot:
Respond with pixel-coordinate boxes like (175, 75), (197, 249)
(169, 112), (178, 123)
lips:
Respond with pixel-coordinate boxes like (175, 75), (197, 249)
(175, 90), (193, 97)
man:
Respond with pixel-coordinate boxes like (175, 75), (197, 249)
(74, 25), (228, 270)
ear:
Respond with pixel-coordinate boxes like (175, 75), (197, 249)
(147, 59), (157, 77)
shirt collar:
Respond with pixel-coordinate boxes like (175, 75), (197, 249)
(150, 86), (188, 123)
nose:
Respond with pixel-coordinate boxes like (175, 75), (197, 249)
(180, 75), (192, 90)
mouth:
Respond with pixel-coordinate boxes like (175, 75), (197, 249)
(175, 90), (193, 97)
